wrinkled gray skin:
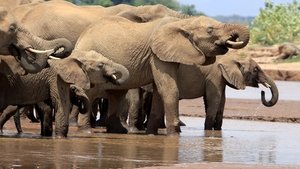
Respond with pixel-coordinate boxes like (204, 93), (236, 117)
(0, 51), (129, 137)
(74, 15), (250, 135)
(0, 0), (44, 10)
(0, 6), (73, 73)
(126, 56), (279, 132)
(0, 85), (89, 136)
(275, 42), (300, 60)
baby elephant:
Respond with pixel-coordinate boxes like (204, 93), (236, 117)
(275, 42), (300, 60)
(141, 56), (279, 133)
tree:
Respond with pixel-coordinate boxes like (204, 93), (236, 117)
(250, 0), (300, 45)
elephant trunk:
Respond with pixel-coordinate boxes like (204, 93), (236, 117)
(223, 24), (250, 49)
(14, 26), (73, 73)
(104, 59), (130, 85)
(70, 85), (90, 114)
(260, 75), (279, 107)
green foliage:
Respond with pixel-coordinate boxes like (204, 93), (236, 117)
(180, 4), (204, 16)
(250, 0), (300, 45)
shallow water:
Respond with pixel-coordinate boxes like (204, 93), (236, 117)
(0, 116), (299, 168)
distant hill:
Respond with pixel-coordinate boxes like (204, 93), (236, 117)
(213, 15), (255, 25)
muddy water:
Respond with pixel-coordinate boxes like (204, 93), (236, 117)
(0, 117), (299, 168)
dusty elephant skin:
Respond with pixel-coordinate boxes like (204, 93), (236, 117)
(0, 7), (73, 73)
(73, 15), (250, 135)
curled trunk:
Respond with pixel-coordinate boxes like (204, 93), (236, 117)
(224, 24), (250, 49)
(261, 75), (279, 107)
(13, 26), (73, 73)
(103, 59), (130, 85)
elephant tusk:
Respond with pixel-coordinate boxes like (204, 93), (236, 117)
(225, 40), (244, 46)
(262, 82), (271, 88)
(112, 74), (118, 80)
(49, 55), (61, 60)
(27, 47), (55, 54)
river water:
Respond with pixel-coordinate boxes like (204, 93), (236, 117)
(0, 81), (299, 168)
(0, 116), (300, 168)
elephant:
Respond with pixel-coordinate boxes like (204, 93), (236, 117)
(0, 50), (129, 137)
(13, 1), (189, 48)
(0, 6), (73, 73)
(0, 84), (89, 135)
(275, 42), (300, 60)
(69, 15), (250, 135)
(126, 56), (279, 131)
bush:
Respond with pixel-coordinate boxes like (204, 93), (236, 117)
(250, 0), (300, 45)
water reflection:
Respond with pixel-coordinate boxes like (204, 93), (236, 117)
(0, 117), (300, 168)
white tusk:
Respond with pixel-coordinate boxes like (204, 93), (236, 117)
(49, 55), (61, 60)
(27, 47), (55, 54)
(112, 74), (117, 80)
(263, 82), (271, 88)
(225, 40), (244, 46)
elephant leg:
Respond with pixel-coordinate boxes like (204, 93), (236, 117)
(96, 98), (108, 127)
(214, 94), (226, 130)
(77, 110), (92, 133)
(106, 90), (128, 134)
(13, 109), (22, 134)
(52, 80), (71, 138)
(146, 86), (165, 135)
(204, 92), (222, 130)
(127, 88), (142, 133)
(90, 98), (100, 128)
(36, 101), (53, 137)
(69, 105), (79, 127)
(151, 59), (180, 135)
(0, 106), (18, 133)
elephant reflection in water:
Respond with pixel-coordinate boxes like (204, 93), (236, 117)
(52, 136), (179, 168)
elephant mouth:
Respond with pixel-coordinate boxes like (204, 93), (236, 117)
(103, 74), (121, 85)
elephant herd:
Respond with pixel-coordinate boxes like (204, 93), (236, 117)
(0, 0), (278, 137)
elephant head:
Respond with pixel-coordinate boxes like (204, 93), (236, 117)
(218, 56), (279, 107)
(48, 50), (130, 90)
(150, 16), (250, 66)
(0, 7), (73, 73)
(117, 4), (189, 23)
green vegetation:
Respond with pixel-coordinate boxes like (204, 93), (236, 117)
(250, 0), (300, 45)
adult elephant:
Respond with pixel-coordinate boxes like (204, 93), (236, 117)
(13, 1), (189, 48)
(70, 15), (250, 135)
(127, 56), (279, 132)
(0, 50), (129, 137)
(0, 6), (73, 73)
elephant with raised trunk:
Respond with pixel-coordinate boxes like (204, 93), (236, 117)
(0, 51), (129, 137)
(0, 6), (73, 73)
(72, 15), (250, 135)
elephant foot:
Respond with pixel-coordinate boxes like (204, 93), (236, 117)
(77, 126), (93, 134)
(106, 125), (128, 134)
(166, 125), (181, 136)
(69, 120), (78, 127)
(204, 130), (222, 138)
(55, 128), (68, 138)
(128, 127), (140, 134)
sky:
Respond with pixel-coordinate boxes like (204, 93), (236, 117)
(178, 0), (300, 17)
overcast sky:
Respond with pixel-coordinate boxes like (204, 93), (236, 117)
(178, 0), (300, 16)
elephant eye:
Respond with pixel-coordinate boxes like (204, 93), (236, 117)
(207, 26), (214, 34)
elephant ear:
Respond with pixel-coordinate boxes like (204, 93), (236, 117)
(117, 10), (146, 23)
(151, 20), (206, 65)
(218, 60), (246, 90)
(48, 58), (90, 90)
